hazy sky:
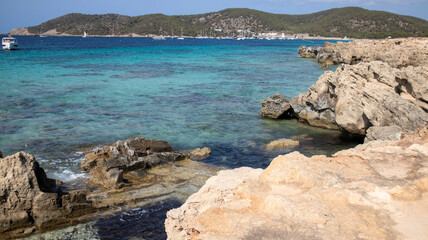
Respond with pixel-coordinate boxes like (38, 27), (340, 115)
(1, 0), (427, 33)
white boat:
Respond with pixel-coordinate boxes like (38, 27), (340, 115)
(2, 36), (18, 50)
(177, 28), (184, 40)
(152, 35), (166, 40)
(83, 31), (87, 38)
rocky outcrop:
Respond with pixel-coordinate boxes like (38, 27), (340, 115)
(297, 45), (322, 58)
(0, 152), (94, 239)
(260, 93), (293, 119)
(81, 137), (188, 189)
(299, 38), (428, 68)
(10, 28), (31, 35)
(165, 126), (428, 240)
(290, 61), (428, 135)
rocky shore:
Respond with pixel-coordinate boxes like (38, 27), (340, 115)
(270, 38), (428, 136)
(166, 127), (428, 240)
(165, 38), (428, 239)
(0, 137), (215, 239)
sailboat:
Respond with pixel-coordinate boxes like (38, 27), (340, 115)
(177, 27), (184, 40)
(83, 31), (87, 38)
(40, 23), (46, 37)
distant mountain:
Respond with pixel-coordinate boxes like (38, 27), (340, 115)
(17, 7), (428, 38)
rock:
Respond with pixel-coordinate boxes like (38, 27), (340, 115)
(81, 137), (188, 189)
(364, 125), (403, 143)
(297, 45), (322, 58)
(299, 39), (428, 68)
(166, 126), (428, 240)
(266, 138), (299, 149)
(189, 147), (211, 160)
(260, 93), (293, 119)
(0, 150), (2, 158)
(10, 28), (31, 35)
(290, 61), (428, 135)
(0, 152), (58, 232)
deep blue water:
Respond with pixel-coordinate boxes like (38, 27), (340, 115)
(0, 36), (356, 181)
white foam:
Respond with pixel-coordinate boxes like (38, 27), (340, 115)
(51, 169), (88, 182)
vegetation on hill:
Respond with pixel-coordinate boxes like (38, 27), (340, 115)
(26, 7), (428, 38)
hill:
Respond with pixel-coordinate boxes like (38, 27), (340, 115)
(19, 7), (428, 38)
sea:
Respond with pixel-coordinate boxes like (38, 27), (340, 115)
(0, 36), (358, 239)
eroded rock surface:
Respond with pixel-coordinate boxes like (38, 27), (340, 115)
(260, 93), (293, 119)
(0, 152), (94, 239)
(290, 61), (428, 135)
(266, 138), (299, 149)
(299, 38), (428, 68)
(165, 127), (428, 240)
(81, 137), (188, 189)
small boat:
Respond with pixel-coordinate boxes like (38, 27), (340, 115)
(177, 28), (184, 40)
(177, 37), (184, 40)
(83, 31), (87, 38)
(2, 36), (18, 50)
(152, 35), (166, 40)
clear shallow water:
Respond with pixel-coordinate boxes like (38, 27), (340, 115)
(1, 36), (359, 239)
(0, 36), (357, 182)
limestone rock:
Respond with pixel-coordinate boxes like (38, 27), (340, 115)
(260, 93), (293, 119)
(82, 137), (188, 189)
(290, 61), (428, 135)
(189, 147), (211, 160)
(266, 138), (299, 149)
(364, 125), (403, 143)
(166, 127), (428, 240)
(318, 38), (428, 68)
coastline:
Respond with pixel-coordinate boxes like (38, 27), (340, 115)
(165, 38), (428, 239)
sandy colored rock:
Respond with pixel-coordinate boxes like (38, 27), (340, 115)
(10, 28), (31, 35)
(189, 147), (211, 160)
(165, 127), (428, 240)
(364, 125), (403, 143)
(266, 138), (299, 149)
(290, 61), (428, 135)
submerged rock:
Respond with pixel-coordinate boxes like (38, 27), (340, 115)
(189, 147), (211, 160)
(260, 93), (293, 119)
(81, 137), (188, 189)
(165, 126), (428, 240)
(266, 138), (299, 149)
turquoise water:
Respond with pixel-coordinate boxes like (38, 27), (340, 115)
(0, 36), (356, 182)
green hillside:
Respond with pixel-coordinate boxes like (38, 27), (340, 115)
(26, 7), (428, 38)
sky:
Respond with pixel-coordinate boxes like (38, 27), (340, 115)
(1, 0), (427, 33)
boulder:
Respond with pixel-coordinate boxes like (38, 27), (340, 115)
(364, 125), (403, 143)
(82, 137), (188, 189)
(290, 61), (428, 135)
(266, 138), (299, 149)
(166, 126), (428, 240)
(0, 152), (59, 233)
(189, 147), (211, 160)
(260, 93), (293, 119)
